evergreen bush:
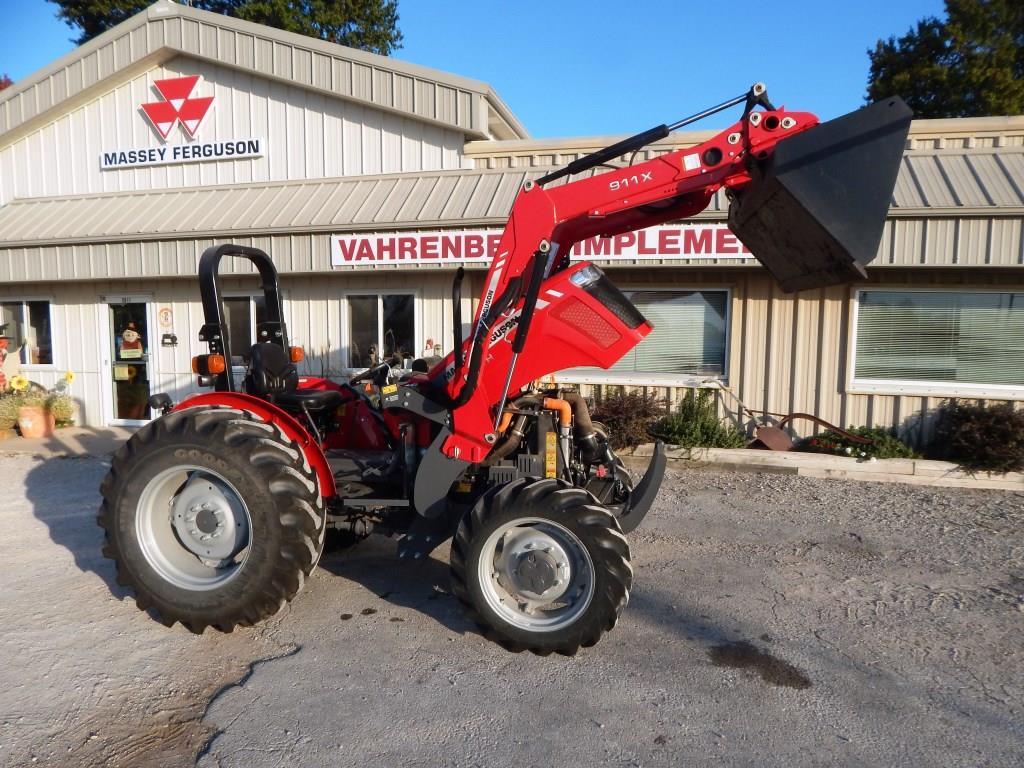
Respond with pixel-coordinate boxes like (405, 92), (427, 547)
(649, 388), (747, 449)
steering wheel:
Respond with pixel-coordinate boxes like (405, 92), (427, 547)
(349, 361), (393, 387)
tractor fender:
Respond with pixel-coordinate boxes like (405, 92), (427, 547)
(171, 392), (336, 497)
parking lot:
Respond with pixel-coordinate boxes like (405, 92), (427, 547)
(2, 452), (1022, 767)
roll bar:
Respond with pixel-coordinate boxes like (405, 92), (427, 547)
(197, 244), (288, 392)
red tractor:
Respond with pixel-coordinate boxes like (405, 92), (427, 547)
(99, 86), (911, 654)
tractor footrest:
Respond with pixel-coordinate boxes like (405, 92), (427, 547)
(327, 449), (395, 483)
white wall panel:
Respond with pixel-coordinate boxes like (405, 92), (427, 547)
(0, 56), (467, 207)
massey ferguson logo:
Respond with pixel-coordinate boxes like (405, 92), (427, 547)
(101, 74), (263, 170)
(141, 75), (214, 140)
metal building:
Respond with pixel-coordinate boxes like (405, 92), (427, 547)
(1, 0), (1022, 440)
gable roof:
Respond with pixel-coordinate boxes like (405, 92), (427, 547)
(0, 0), (528, 147)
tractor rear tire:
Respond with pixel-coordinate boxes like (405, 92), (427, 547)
(450, 478), (632, 655)
(98, 407), (326, 633)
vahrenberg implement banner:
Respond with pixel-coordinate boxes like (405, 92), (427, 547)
(330, 225), (752, 267)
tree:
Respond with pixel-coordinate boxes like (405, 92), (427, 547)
(867, 0), (1024, 118)
(0, 74), (12, 93)
(48, 0), (402, 55)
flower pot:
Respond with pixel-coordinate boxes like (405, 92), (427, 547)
(17, 405), (55, 438)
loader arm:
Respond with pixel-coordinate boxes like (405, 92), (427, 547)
(433, 89), (911, 462)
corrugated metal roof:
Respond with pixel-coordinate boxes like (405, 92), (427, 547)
(0, 147), (1021, 250)
(0, 0), (527, 143)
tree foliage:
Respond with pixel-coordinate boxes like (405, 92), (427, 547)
(867, 0), (1024, 117)
(48, 0), (402, 55)
(0, 74), (12, 93)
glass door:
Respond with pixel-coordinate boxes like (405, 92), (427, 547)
(105, 300), (153, 424)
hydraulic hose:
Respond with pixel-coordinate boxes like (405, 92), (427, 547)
(559, 390), (606, 464)
(482, 395), (542, 467)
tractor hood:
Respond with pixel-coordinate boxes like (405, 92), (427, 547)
(727, 97), (913, 292)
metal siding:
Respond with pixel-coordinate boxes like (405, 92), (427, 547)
(352, 63), (372, 100)
(889, 219), (926, 266)
(924, 218), (956, 265)
(415, 81), (435, 122)
(958, 219), (988, 265)
(991, 219), (1023, 266)
(0, 57), (467, 207)
(373, 69), (393, 108)
(332, 59), (352, 97)
(766, 281), (794, 415)
(394, 76), (414, 112)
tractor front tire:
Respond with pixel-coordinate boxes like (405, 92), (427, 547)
(98, 407), (326, 633)
(450, 478), (632, 655)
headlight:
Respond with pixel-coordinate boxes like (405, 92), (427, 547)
(569, 264), (603, 288)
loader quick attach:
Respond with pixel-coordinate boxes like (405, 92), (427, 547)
(99, 83), (912, 655)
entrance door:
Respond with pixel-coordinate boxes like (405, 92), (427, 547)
(100, 297), (154, 426)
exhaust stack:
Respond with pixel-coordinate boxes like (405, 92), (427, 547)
(728, 97), (913, 292)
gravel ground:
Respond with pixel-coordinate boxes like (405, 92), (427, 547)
(1, 453), (1022, 767)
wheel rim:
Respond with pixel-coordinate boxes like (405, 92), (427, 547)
(136, 465), (252, 591)
(477, 517), (596, 632)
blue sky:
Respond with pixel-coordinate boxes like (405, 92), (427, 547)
(2, 0), (947, 138)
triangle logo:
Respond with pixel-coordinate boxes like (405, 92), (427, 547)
(140, 75), (214, 142)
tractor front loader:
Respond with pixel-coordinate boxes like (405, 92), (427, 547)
(99, 85), (911, 655)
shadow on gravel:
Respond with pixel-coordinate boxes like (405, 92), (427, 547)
(22, 438), (129, 601)
(709, 640), (812, 688)
(317, 536), (479, 637)
(628, 586), (814, 689)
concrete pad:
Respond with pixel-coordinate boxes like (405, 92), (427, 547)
(633, 444), (1024, 491)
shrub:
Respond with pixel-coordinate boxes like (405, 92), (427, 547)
(649, 388), (747, 449)
(932, 401), (1024, 474)
(590, 389), (666, 449)
(796, 426), (919, 460)
(0, 394), (19, 429)
(46, 393), (76, 426)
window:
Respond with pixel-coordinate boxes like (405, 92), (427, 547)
(563, 289), (729, 382)
(223, 295), (267, 365)
(346, 293), (416, 368)
(853, 290), (1024, 395)
(1, 300), (53, 365)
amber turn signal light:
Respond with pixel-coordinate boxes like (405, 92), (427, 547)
(191, 354), (226, 375)
(289, 346), (305, 363)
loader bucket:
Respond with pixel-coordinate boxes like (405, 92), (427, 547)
(727, 97), (912, 292)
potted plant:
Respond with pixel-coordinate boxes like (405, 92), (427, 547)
(7, 372), (77, 438)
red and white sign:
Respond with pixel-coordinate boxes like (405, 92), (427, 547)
(331, 225), (752, 267)
(100, 74), (263, 171)
(141, 75), (214, 140)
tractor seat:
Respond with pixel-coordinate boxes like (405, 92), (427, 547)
(245, 343), (343, 411)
